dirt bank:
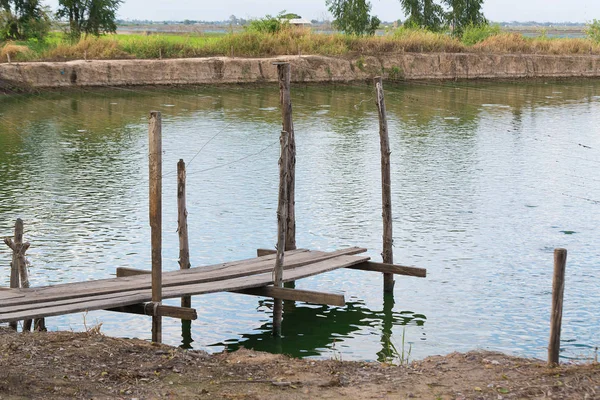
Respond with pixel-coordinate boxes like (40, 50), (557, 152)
(0, 329), (599, 399)
(1, 53), (600, 90)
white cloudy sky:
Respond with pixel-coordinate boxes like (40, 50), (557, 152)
(42, 0), (600, 23)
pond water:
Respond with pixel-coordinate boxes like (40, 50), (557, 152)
(1, 80), (599, 362)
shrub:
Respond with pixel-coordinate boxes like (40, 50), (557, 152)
(246, 15), (286, 34)
(586, 19), (600, 43)
(461, 23), (500, 46)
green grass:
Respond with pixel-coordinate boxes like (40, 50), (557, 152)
(2, 27), (600, 63)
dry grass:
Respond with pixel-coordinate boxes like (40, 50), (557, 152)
(473, 33), (600, 55)
(1, 43), (33, 60)
(43, 36), (131, 60)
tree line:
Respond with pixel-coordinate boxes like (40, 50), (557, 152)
(326, 0), (486, 36)
(1, 0), (121, 41)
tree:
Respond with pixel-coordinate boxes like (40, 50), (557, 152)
(326, 0), (380, 36)
(443, 0), (486, 36)
(280, 12), (301, 20)
(399, 0), (444, 31)
(57, 0), (122, 41)
(0, 0), (51, 40)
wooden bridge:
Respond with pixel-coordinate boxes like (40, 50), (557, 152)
(0, 247), (424, 324)
(2, 66), (427, 340)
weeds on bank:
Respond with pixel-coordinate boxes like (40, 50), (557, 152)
(381, 328), (412, 366)
(82, 311), (103, 335)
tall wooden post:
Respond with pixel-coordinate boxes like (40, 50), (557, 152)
(8, 221), (19, 330)
(177, 159), (191, 309)
(374, 77), (395, 293)
(5, 219), (30, 330)
(276, 62), (296, 251)
(273, 130), (289, 337)
(149, 111), (163, 343)
(548, 248), (567, 366)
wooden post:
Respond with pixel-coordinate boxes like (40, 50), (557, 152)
(548, 248), (567, 366)
(4, 218), (31, 330)
(177, 159), (191, 310)
(276, 62), (296, 252)
(374, 77), (395, 293)
(273, 130), (289, 337)
(149, 111), (163, 343)
(15, 219), (31, 331)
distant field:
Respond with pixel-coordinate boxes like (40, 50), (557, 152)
(503, 26), (586, 39)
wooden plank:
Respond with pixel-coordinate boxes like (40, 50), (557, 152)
(116, 267), (150, 277)
(0, 252), (369, 323)
(0, 291), (149, 314)
(2, 250), (311, 305)
(283, 255), (370, 282)
(1, 248), (366, 308)
(107, 303), (197, 320)
(233, 286), (345, 307)
(347, 261), (426, 278)
(0, 293), (150, 322)
(257, 249), (277, 257)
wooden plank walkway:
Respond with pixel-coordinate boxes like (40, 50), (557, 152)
(0, 247), (369, 323)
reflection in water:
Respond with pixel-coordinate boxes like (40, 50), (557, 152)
(180, 319), (194, 349)
(210, 299), (426, 361)
(1, 80), (599, 361)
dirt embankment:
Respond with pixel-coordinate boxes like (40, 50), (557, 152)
(1, 53), (600, 90)
(0, 329), (599, 399)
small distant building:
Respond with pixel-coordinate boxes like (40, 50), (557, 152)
(285, 18), (312, 27)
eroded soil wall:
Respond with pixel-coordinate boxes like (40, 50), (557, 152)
(2, 53), (600, 89)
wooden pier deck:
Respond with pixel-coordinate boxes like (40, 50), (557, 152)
(0, 247), (390, 324)
(1, 73), (430, 339)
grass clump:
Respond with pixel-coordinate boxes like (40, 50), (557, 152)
(393, 27), (465, 52)
(472, 32), (600, 55)
(461, 24), (501, 46)
(45, 36), (129, 60)
(1, 42), (33, 61)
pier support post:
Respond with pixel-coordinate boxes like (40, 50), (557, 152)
(548, 248), (567, 366)
(273, 130), (289, 337)
(149, 111), (163, 343)
(177, 159), (191, 306)
(276, 62), (296, 252)
(374, 77), (395, 293)
(4, 218), (31, 331)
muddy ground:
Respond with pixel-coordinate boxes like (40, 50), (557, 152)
(0, 329), (599, 399)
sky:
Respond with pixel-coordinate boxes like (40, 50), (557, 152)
(42, 0), (600, 23)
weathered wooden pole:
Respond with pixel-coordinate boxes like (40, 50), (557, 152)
(374, 77), (395, 293)
(15, 219), (32, 331)
(276, 62), (296, 252)
(548, 248), (567, 366)
(4, 218), (31, 330)
(273, 130), (289, 337)
(149, 111), (163, 343)
(177, 159), (191, 310)
(7, 223), (19, 331)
